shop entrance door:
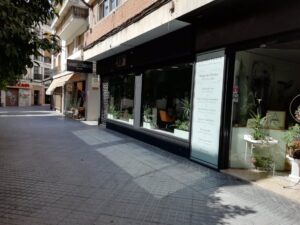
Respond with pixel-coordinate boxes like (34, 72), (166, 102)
(34, 90), (39, 105)
(6, 88), (18, 106)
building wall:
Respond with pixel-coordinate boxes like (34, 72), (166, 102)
(84, 0), (214, 61)
(86, 0), (157, 46)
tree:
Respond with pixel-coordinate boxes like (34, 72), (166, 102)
(0, 0), (62, 89)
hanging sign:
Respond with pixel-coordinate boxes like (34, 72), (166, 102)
(67, 59), (93, 73)
(190, 50), (225, 168)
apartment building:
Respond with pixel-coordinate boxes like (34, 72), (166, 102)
(0, 24), (53, 107)
(47, 0), (100, 120)
(81, 0), (300, 176)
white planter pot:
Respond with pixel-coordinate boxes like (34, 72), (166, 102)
(129, 119), (134, 125)
(174, 129), (189, 139)
(286, 155), (300, 182)
(143, 122), (152, 129)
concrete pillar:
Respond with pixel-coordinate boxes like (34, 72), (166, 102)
(85, 63), (100, 121)
(134, 75), (142, 128)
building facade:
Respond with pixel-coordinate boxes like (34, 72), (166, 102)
(82, 0), (300, 172)
(0, 24), (53, 107)
(47, 0), (100, 120)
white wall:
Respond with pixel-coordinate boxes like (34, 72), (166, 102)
(1, 90), (5, 106)
(85, 73), (100, 121)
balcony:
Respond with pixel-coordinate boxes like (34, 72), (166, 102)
(67, 46), (83, 60)
(55, 6), (88, 40)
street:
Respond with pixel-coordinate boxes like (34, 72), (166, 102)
(0, 106), (300, 225)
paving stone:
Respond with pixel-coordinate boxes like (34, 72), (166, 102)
(1, 106), (300, 225)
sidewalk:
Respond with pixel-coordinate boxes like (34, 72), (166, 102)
(0, 107), (300, 225)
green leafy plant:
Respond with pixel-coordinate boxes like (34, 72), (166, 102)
(283, 124), (300, 159)
(143, 107), (152, 123)
(251, 156), (273, 170)
(180, 99), (191, 120)
(0, 0), (62, 89)
(248, 111), (267, 140)
(175, 120), (189, 131)
(283, 124), (300, 146)
(128, 113), (133, 120)
(174, 99), (191, 131)
(108, 104), (116, 114)
(108, 104), (120, 119)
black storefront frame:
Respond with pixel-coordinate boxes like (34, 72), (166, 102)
(98, 27), (194, 157)
(105, 59), (195, 158)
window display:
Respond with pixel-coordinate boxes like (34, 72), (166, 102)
(229, 48), (300, 172)
(108, 74), (135, 125)
(65, 81), (86, 119)
(141, 63), (193, 140)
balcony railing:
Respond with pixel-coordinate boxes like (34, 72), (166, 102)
(56, 6), (88, 34)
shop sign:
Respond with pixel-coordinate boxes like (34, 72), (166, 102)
(16, 83), (30, 88)
(91, 77), (100, 89)
(190, 50), (225, 169)
(67, 59), (93, 73)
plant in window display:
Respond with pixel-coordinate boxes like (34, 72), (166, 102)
(245, 111), (278, 172)
(143, 106), (155, 129)
(283, 123), (300, 181)
(174, 99), (191, 139)
(107, 104), (119, 119)
(283, 95), (300, 181)
(283, 123), (300, 159)
(248, 111), (267, 141)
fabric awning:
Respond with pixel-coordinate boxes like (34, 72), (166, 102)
(46, 72), (73, 95)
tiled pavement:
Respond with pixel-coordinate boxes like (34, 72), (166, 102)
(0, 106), (300, 225)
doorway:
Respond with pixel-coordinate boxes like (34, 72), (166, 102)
(6, 89), (18, 106)
(34, 90), (39, 105)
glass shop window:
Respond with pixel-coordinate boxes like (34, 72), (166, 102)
(107, 74), (135, 125)
(141, 63), (193, 140)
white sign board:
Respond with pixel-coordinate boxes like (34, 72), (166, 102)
(190, 50), (225, 168)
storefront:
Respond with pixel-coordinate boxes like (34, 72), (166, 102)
(98, 27), (194, 157)
(47, 60), (100, 120)
(64, 74), (86, 119)
(97, 1), (300, 174)
(1, 82), (45, 107)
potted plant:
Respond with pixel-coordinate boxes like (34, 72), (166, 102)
(108, 104), (120, 119)
(246, 111), (277, 170)
(107, 104), (115, 119)
(174, 99), (190, 139)
(143, 106), (154, 129)
(174, 120), (189, 139)
(248, 111), (267, 140)
(283, 123), (300, 181)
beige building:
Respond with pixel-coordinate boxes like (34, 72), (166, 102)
(0, 24), (53, 107)
(47, 0), (100, 121)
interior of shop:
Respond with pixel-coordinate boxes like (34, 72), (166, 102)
(65, 81), (86, 119)
(141, 63), (193, 140)
(107, 74), (135, 125)
(227, 41), (300, 192)
(106, 63), (193, 140)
